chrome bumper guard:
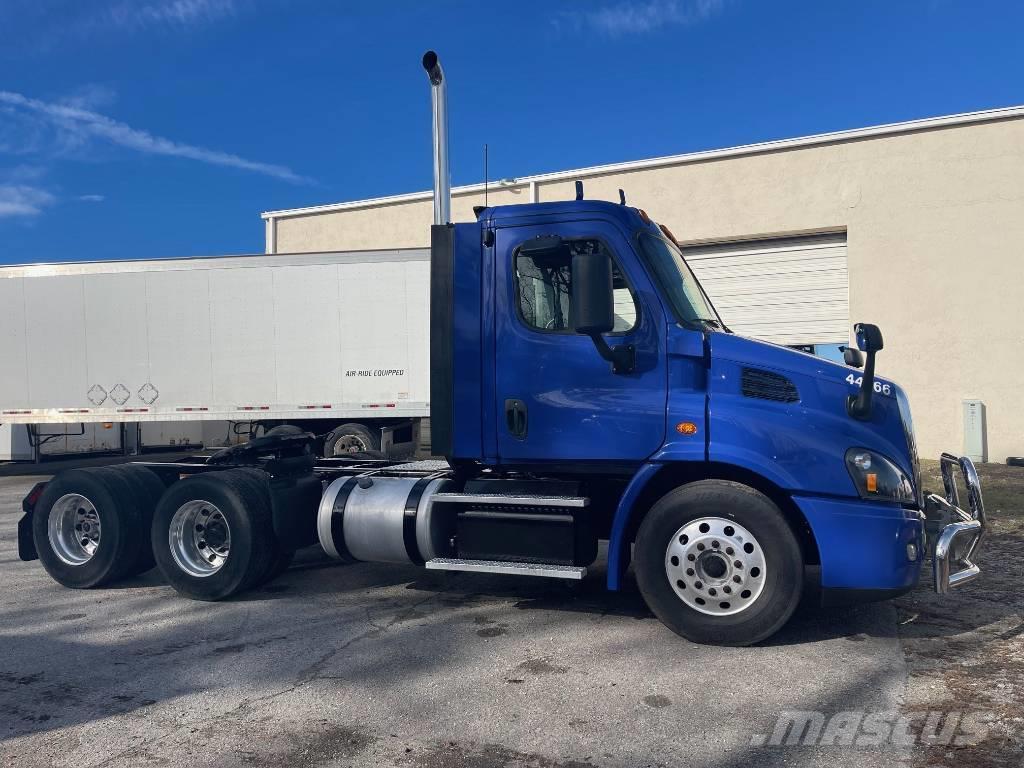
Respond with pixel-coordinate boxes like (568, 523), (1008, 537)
(926, 453), (986, 593)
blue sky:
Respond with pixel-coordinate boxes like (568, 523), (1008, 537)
(1, 0), (1022, 263)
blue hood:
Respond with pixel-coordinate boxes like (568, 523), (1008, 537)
(705, 332), (916, 500)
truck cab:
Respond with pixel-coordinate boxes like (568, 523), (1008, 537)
(423, 193), (987, 644)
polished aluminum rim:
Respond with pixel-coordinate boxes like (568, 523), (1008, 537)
(332, 433), (369, 455)
(664, 516), (767, 616)
(48, 494), (100, 566)
(169, 500), (231, 578)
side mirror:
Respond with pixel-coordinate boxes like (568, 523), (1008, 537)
(855, 323), (884, 353)
(571, 252), (634, 374)
(848, 323), (884, 421)
(571, 251), (614, 335)
(841, 346), (864, 368)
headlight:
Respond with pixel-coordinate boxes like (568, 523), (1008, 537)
(845, 448), (916, 503)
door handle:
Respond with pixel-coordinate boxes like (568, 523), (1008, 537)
(504, 398), (528, 438)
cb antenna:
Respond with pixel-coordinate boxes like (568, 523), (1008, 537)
(484, 143), (489, 208)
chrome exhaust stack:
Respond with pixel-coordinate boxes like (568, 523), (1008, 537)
(422, 50), (451, 225)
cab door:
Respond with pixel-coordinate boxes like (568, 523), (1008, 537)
(492, 219), (668, 463)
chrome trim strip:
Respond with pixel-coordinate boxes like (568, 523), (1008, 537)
(426, 558), (586, 580)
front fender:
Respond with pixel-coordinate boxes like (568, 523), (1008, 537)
(606, 462), (662, 590)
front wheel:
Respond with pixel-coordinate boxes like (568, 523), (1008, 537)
(634, 480), (803, 646)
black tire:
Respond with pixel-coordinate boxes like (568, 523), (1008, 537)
(263, 548), (296, 584)
(151, 470), (276, 601)
(323, 423), (380, 457)
(32, 468), (146, 589)
(109, 465), (167, 576)
(634, 480), (804, 646)
(229, 467), (293, 587)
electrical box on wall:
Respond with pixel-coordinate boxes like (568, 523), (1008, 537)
(963, 400), (987, 463)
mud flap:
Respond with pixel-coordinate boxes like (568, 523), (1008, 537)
(18, 481), (47, 561)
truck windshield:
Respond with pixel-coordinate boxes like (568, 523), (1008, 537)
(637, 231), (724, 328)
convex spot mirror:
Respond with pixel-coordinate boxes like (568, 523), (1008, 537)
(841, 346), (864, 368)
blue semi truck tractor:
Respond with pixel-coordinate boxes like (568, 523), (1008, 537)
(17, 52), (987, 646)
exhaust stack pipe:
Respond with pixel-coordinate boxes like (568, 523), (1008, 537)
(422, 51), (450, 225)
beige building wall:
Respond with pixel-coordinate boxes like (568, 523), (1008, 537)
(266, 115), (1024, 463)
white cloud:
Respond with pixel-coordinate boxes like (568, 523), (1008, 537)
(555, 0), (725, 36)
(0, 90), (309, 184)
(59, 83), (119, 111)
(78, 194), (106, 202)
(0, 185), (56, 218)
(104, 0), (236, 31)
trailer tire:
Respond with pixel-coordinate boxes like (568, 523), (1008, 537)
(323, 423), (380, 457)
(31, 468), (146, 589)
(151, 470), (275, 601)
(109, 465), (167, 576)
(634, 480), (803, 647)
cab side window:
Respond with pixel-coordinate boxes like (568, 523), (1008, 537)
(515, 239), (638, 333)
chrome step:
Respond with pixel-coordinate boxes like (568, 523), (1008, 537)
(425, 558), (586, 580)
(430, 493), (589, 508)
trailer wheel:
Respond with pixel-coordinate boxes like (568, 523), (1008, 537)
(323, 423), (380, 456)
(151, 470), (275, 601)
(634, 480), (803, 646)
(109, 465), (167, 576)
(31, 469), (146, 589)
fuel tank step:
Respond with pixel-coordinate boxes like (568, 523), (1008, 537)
(431, 493), (589, 508)
(425, 557), (587, 579)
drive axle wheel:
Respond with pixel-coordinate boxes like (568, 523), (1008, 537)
(48, 493), (101, 566)
(635, 480), (803, 646)
(32, 468), (146, 588)
(169, 501), (232, 577)
(152, 470), (275, 601)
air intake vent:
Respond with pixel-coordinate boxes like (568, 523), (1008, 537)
(741, 368), (799, 403)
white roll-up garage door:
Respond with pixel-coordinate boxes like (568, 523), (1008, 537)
(683, 233), (849, 346)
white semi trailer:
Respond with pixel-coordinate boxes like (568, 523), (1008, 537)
(0, 248), (430, 461)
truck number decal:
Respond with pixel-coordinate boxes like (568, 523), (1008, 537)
(845, 374), (892, 396)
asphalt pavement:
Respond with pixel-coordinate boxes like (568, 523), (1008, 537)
(0, 466), (913, 768)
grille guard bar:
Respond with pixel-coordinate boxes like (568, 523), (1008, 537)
(927, 453), (986, 593)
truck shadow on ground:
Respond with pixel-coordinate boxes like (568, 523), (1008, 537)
(402, 566), (898, 647)
(106, 545), (908, 647)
